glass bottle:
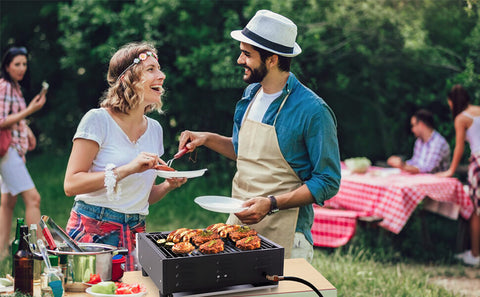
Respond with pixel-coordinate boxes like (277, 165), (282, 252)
(30, 223), (42, 284)
(11, 217), (25, 277)
(14, 225), (33, 296)
(58, 255), (68, 285)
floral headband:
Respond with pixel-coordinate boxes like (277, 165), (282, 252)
(117, 51), (158, 82)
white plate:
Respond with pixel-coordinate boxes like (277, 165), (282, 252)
(156, 168), (207, 178)
(194, 196), (248, 213)
(85, 287), (147, 297)
(371, 168), (401, 177)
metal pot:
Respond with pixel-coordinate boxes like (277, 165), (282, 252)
(48, 243), (127, 292)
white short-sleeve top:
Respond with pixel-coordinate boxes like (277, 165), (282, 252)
(73, 108), (164, 215)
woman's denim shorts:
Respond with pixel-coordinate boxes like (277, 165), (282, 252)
(72, 200), (146, 228)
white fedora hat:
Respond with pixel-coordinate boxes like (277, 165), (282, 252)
(231, 10), (301, 57)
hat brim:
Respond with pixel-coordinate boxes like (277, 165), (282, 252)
(230, 30), (301, 57)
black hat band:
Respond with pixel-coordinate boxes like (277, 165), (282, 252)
(241, 28), (294, 54)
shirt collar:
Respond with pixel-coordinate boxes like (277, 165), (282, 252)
(246, 72), (297, 100)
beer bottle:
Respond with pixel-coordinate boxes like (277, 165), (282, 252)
(14, 225), (34, 296)
(11, 217), (25, 277)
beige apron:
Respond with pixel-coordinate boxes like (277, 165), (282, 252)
(227, 92), (301, 258)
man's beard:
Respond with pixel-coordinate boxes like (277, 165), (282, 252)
(242, 62), (268, 84)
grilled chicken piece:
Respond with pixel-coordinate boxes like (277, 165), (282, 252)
(167, 228), (189, 242)
(172, 241), (195, 254)
(206, 223), (227, 234)
(218, 224), (241, 238)
(199, 239), (225, 254)
(192, 229), (220, 246)
(229, 226), (257, 242)
(173, 229), (195, 243)
(182, 229), (203, 242)
(236, 235), (261, 250)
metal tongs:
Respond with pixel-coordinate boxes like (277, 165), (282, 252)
(166, 147), (189, 167)
(41, 215), (84, 252)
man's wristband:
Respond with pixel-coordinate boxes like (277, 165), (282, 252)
(267, 195), (279, 215)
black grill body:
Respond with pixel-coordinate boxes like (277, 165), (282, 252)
(137, 231), (284, 296)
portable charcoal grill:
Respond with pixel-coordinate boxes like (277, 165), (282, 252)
(137, 231), (284, 297)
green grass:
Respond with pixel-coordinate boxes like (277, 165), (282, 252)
(0, 152), (471, 296)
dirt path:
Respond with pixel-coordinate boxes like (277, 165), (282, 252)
(428, 267), (480, 297)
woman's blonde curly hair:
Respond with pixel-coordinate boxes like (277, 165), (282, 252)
(100, 42), (163, 114)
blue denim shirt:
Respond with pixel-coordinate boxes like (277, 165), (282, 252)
(232, 73), (341, 244)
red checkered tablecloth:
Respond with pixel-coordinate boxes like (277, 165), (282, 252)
(312, 167), (474, 247)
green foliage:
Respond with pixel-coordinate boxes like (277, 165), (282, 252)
(2, 0), (480, 163)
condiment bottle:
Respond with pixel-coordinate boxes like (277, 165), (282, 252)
(11, 217), (25, 276)
(29, 223), (42, 284)
(14, 225), (33, 296)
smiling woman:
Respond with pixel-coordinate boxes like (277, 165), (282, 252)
(62, 42), (188, 271)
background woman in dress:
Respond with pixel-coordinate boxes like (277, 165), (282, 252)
(64, 42), (186, 270)
(437, 84), (480, 266)
(0, 46), (46, 258)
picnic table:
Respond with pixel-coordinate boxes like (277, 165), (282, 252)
(312, 165), (474, 248)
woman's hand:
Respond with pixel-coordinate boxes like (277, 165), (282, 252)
(436, 169), (454, 177)
(127, 152), (160, 174)
(164, 177), (187, 191)
(27, 93), (46, 114)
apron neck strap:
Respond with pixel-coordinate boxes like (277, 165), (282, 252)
(273, 92), (290, 126)
(243, 87), (290, 127)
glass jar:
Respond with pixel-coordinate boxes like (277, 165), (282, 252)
(41, 267), (64, 297)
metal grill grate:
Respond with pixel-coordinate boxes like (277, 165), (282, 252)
(146, 231), (278, 259)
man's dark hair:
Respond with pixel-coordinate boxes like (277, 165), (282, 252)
(413, 109), (435, 129)
(252, 45), (292, 72)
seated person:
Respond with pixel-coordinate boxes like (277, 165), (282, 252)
(387, 109), (450, 174)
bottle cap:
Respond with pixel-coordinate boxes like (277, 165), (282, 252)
(49, 255), (59, 266)
(30, 224), (38, 231)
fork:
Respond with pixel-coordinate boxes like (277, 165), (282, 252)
(166, 147), (189, 167)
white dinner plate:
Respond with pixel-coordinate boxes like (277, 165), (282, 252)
(156, 168), (207, 179)
(374, 168), (401, 177)
(85, 287), (147, 297)
(194, 196), (248, 213)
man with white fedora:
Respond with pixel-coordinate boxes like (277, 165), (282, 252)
(179, 10), (340, 261)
